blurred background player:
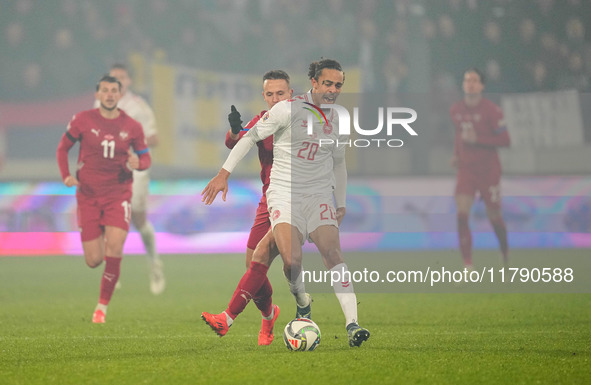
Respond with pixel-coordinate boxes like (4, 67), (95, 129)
(95, 63), (164, 295)
(201, 59), (370, 348)
(450, 68), (511, 270)
(224, 70), (296, 340)
(57, 75), (151, 323)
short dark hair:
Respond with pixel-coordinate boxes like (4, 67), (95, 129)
(263, 69), (290, 84)
(96, 75), (121, 91)
(464, 67), (485, 84)
(308, 58), (344, 81)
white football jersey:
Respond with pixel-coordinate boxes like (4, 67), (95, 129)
(224, 92), (347, 195)
(94, 91), (157, 138)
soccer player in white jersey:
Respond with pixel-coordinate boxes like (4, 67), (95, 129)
(201, 59), (370, 348)
(95, 64), (164, 295)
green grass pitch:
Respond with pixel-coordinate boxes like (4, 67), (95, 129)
(1, 250), (589, 385)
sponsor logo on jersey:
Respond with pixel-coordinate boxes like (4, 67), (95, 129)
(91, 128), (100, 137)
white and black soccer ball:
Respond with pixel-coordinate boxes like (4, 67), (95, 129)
(283, 318), (321, 351)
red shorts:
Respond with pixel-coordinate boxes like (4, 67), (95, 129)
(455, 167), (502, 209)
(76, 191), (132, 242)
(246, 194), (271, 250)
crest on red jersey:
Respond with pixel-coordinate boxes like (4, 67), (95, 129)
(119, 131), (129, 140)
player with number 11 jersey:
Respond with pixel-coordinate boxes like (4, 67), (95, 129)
(59, 108), (148, 198)
(56, 75), (150, 324)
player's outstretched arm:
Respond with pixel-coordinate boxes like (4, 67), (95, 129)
(201, 169), (230, 205)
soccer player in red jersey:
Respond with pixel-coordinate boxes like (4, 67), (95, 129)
(223, 70), (293, 344)
(56, 75), (151, 323)
(449, 68), (510, 270)
(225, 70), (293, 268)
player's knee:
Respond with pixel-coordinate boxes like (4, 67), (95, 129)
(486, 207), (502, 222)
(104, 241), (124, 257)
(252, 247), (269, 264)
(283, 259), (302, 276)
(457, 212), (470, 226)
(323, 248), (343, 269)
(85, 254), (103, 268)
(131, 211), (146, 228)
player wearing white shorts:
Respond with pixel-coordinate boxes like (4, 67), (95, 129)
(202, 59), (370, 347)
(95, 64), (164, 295)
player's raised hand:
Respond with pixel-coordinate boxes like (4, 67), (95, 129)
(127, 148), (139, 170)
(228, 105), (243, 135)
(201, 169), (231, 205)
(63, 175), (79, 187)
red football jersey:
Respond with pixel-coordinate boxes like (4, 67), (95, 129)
(61, 108), (148, 197)
(450, 98), (510, 172)
(225, 110), (273, 196)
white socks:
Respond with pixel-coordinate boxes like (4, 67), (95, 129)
(139, 221), (158, 262)
(288, 270), (310, 307)
(330, 263), (358, 326)
(95, 303), (108, 314)
(223, 311), (234, 327)
(262, 306), (275, 321)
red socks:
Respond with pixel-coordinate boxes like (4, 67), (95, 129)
(490, 217), (509, 258)
(253, 277), (273, 318)
(226, 262), (271, 319)
(458, 213), (509, 266)
(457, 213), (472, 267)
(98, 256), (121, 306)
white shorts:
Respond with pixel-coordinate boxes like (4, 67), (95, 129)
(267, 188), (338, 244)
(131, 169), (150, 212)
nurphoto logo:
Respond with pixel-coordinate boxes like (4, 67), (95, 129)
(308, 104), (418, 148)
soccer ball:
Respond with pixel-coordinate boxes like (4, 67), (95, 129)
(283, 318), (321, 351)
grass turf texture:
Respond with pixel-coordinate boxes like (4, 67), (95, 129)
(0, 250), (589, 385)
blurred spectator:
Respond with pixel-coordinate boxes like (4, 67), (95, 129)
(1, 0), (591, 100)
(557, 52), (590, 91)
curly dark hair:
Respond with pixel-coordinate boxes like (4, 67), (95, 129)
(308, 58), (344, 81)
